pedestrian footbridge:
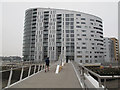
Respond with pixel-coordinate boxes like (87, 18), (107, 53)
(2, 60), (119, 90)
(9, 62), (81, 88)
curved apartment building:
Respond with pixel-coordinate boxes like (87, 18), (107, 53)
(23, 8), (104, 63)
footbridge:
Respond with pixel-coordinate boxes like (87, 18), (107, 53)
(1, 59), (120, 90)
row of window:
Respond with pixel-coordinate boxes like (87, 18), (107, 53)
(77, 51), (104, 54)
(77, 47), (87, 49)
(77, 46), (104, 50)
(66, 30), (74, 33)
(66, 34), (74, 37)
(66, 38), (74, 41)
(77, 55), (102, 58)
(80, 60), (98, 63)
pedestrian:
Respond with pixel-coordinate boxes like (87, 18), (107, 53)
(45, 57), (50, 72)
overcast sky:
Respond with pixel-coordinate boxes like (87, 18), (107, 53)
(1, 1), (118, 57)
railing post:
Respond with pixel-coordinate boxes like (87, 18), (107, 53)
(86, 70), (89, 76)
(38, 64), (40, 72)
(82, 67), (85, 79)
(28, 65), (31, 77)
(34, 64), (36, 74)
(7, 68), (13, 87)
(98, 78), (102, 87)
(104, 79), (107, 89)
(20, 66), (24, 81)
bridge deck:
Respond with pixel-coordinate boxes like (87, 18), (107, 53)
(9, 62), (82, 88)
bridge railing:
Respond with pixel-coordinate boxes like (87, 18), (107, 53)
(1, 61), (46, 89)
(76, 63), (120, 89)
(79, 64), (120, 89)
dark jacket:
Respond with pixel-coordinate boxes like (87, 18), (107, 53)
(45, 58), (50, 65)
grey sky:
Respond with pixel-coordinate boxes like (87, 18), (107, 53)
(2, 2), (118, 56)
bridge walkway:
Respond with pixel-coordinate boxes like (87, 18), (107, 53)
(9, 62), (82, 88)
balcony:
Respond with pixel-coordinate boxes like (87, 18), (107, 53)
(56, 43), (61, 46)
(56, 39), (61, 43)
(43, 32), (48, 34)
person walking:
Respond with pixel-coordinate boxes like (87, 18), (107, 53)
(45, 57), (50, 72)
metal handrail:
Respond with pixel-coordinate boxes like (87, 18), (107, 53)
(79, 63), (120, 78)
(2, 60), (58, 89)
(1, 63), (43, 73)
(2, 63), (45, 89)
(78, 63), (120, 89)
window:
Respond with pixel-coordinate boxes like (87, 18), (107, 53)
(82, 42), (86, 45)
(99, 24), (103, 27)
(71, 38), (74, 41)
(76, 14), (81, 16)
(70, 18), (74, 21)
(77, 51), (82, 53)
(90, 19), (94, 21)
(70, 34), (74, 37)
(94, 56), (97, 58)
(82, 34), (86, 36)
(76, 22), (80, 24)
(91, 35), (94, 37)
(85, 60), (89, 63)
(80, 60), (82, 63)
(66, 38), (69, 41)
(81, 18), (86, 20)
(95, 60), (98, 63)
(77, 47), (80, 49)
(77, 55), (82, 58)
(77, 34), (79, 36)
(66, 22), (69, 25)
(76, 26), (81, 28)
(77, 38), (82, 40)
(91, 31), (95, 33)
(90, 23), (93, 25)
(96, 20), (102, 24)
(66, 18), (69, 21)
(91, 43), (94, 45)
(85, 26), (88, 28)
(82, 30), (86, 32)
(92, 47), (94, 49)
(96, 31), (103, 34)
(66, 34), (69, 37)
(66, 14), (69, 17)
(85, 56), (89, 58)
(71, 30), (74, 33)
(82, 47), (86, 49)
(70, 26), (74, 29)
(70, 22), (74, 25)
(81, 22), (86, 24)
(66, 30), (69, 33)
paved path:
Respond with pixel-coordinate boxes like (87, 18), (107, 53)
(10, 62), (81, 88)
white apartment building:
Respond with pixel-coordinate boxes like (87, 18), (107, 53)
(23, 8), (104, 63)
(104, 37), (114, 62)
